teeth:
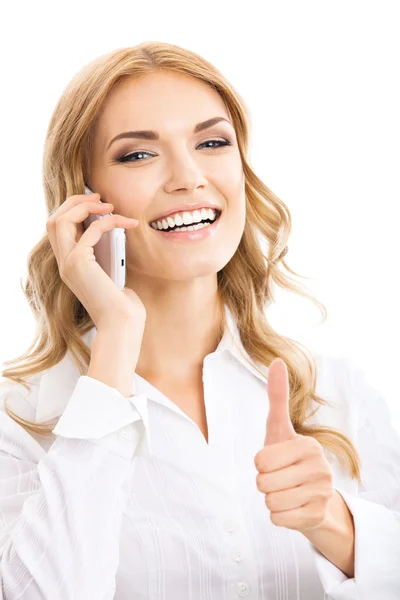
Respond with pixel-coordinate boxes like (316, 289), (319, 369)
(150, 208), (218, 230)
(182, 211), (194, 225)
(167, 221), (211, 232)
(174, 214), (184, 227)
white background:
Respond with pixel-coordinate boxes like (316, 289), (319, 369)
(0, 1), (399, 432)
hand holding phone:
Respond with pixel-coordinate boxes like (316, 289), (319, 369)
(83, 185), (127, 290)
(45, 186), (146, 331)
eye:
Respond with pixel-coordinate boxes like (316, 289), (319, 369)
(115, 138), (233, 163)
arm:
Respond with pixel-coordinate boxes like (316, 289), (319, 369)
(0, 321), (146, 600)
(302, 489), (355, 578)
(309, 360), (400, 599)
(87, 318), (145, 397)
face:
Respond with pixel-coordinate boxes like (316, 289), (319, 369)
(89, 71), (246, 283)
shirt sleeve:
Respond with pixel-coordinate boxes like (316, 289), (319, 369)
(310, 360), (400, 599)
(51, 375), (151, 459)
(0, 375), (150, 600)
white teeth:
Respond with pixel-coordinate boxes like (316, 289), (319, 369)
(174, 214), (184, 227)
(150, 208), (218, 230)
(170, 222), (211, 232)
(192, 209), (202, 222)
(182, 211), (194, 225)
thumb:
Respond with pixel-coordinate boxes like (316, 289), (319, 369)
(265, 358), (297, 445)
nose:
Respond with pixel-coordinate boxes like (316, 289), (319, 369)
(163, 149), (208, 194)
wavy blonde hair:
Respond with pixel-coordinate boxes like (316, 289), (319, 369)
(1, 41), (361, 483)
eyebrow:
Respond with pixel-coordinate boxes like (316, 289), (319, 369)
(106, 116), (233, 151)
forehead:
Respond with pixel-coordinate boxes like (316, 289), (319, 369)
(96, 71), (230, 136)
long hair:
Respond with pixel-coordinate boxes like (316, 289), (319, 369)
(1, 41), (361, 483)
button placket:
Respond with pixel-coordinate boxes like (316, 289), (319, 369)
(222, 517), (252, 597)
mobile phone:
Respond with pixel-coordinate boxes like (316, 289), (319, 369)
(82, 184), (126, 290)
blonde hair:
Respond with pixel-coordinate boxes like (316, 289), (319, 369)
(1, 41), (361, 482)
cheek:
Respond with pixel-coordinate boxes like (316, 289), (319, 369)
(104, 173), (159, 216)
(224, 204), (246, 248)
(111, 195), (152, 222)
(217, 192), (246, 263)
(227, 175), (246, 225)
(215, 169), (246, 237)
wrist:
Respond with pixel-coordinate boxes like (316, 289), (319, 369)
(302, 491), (355, 578)
(97, 312), (145, 335)
(88, 323), (144, 398)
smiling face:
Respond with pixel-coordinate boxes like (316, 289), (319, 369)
(89, 70), (246, 282)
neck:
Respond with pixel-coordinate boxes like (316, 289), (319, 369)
(130, 276), (224, 381)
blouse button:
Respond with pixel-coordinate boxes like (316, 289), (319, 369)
(117, 428), (133, 441)
(236, 581), (250, 596)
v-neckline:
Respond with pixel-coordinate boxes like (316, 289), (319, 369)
(133, 372), (210, 446)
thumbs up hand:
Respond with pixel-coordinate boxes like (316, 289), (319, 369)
(254, 358), (335, 533)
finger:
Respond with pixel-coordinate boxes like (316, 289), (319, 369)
(53, 201), (115, 262)
(47, 194), (103, 261)
(256, 457), (306, 494)
(265, 358), (297, 445)
(78, 212), (139, 253)
(51, 193), (101, 218)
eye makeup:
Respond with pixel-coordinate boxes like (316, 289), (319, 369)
(114, 137), (233, 164)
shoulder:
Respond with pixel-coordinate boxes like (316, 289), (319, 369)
(314, 350), (379, 402)
(0, 374), (42, 419)
(314, 350), (355, 380)
(307, 351), (368, 428)
(313, 350), (359, 394)
(0, 374), (48, 462)
(312, 350), (392, 429)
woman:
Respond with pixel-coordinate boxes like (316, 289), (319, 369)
(0, 41), (399, 599)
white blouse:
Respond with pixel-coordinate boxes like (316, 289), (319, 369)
(0, 304), (399, 600)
